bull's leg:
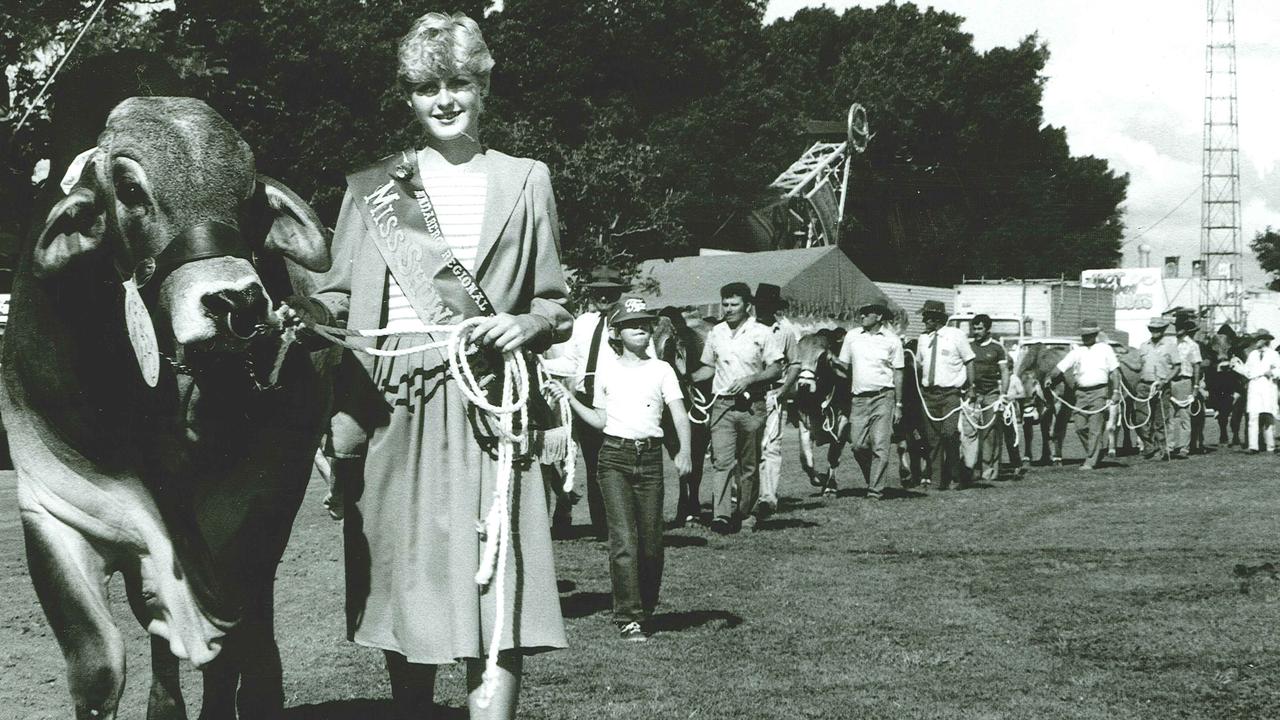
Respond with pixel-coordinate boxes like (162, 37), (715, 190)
(22, 513), (126, 720)
(121, 567), (188, 720)
(1052, 408), (1071, 463)
(1038, 411), (1053, 464)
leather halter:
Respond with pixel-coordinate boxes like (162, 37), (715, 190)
(131, 220), (253, 289)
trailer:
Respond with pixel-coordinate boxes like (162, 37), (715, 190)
(950, 279), (1116, 342)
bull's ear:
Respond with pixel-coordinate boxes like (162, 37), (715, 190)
(256, 175), (331, 272)
(33, 185), (107, 278)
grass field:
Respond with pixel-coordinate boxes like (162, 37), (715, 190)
(4, 426), (1280, 719)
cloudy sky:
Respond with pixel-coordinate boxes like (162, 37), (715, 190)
(765, 0), (1280, 287)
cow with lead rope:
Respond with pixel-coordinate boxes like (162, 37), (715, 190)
(792, 328), (850, 495)
(1036, 321), (1123, 470)
(5, 95), (333, 719)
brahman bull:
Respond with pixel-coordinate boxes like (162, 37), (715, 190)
(1014, 338), (1143, 464)
(792, 331), (849, 493)
(3, 97), (331, 719)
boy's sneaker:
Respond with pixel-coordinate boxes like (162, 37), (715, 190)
(619, 621), (648, 642)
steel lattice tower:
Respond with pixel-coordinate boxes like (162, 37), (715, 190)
(1200, 0), (1243, 325)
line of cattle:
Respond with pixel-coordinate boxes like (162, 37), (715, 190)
(657, 320), (1224, 487)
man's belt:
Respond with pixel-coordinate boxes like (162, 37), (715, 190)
(601, 434), (662, 451)
(1077, 383), (1108, 391)
(852, 387), (893, 398)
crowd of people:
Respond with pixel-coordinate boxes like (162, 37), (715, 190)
(537, 272), (1280, 650)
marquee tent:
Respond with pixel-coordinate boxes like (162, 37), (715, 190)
(635, 246), (901, 321)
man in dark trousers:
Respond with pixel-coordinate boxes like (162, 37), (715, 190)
(543, 266), (629, 538)
(916, 300), (975, 490)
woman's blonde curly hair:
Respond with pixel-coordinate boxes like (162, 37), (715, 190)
(398, 12), (495, 95)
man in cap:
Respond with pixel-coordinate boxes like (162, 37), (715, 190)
(1047, 321), (1120, 470)
(1166, 317), (1204, 459)
(833, 300), (904, 499)
(691, 283), (784, 533)
(543, 265), (630, 538)
(915, 300), (975, 490)
(964, 314), (1019, 482)
(1135, 317), (1177, 459)
(755, 283), (801, 517)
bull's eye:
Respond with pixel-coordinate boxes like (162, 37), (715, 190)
(117, 181), (147, 208)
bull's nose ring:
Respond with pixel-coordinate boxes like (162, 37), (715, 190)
(225, 311), (262, 340)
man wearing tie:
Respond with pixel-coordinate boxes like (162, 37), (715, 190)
(542, 266), (629, 538)
(916, 300), (975, 491)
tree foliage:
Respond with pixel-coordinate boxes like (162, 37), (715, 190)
(2, 0), (1128, 288)
(1251, 227), (1280, 292)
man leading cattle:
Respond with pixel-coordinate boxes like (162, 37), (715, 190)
(1047, 321), (1120, 470)
(5, 95), (332, 719)
(834, 301), (903, 499)
(1167, 317), (1204, 459)
(915, 300), (975, 491)
(691, 282), (784, 533)
(1136, 317), (1176, 460)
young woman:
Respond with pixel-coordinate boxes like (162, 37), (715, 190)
(555, 297), (692, 640)
(290, 12), (570, 718)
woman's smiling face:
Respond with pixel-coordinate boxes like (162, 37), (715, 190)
(409, 74), (482, 143)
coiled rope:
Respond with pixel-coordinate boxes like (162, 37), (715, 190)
(290, 310), (559, 709)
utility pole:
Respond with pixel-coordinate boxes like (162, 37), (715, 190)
(1200, 0), (1243, 326)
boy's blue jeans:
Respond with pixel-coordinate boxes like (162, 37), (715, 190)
(596, 438), (666, 624)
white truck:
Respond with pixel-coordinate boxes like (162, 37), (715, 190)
(948, 279), (1119, 351)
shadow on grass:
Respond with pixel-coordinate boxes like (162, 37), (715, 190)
(776, 498), (827, 513)
(664, 534), (708, 548)
(648, 609), (744, 634)
(833, 488), (928, 500)
(283, 699), (466, 719)
(754, 518), (819, 531)
(557, 579), (577, 593)
(561, 591), (612, 618)
(552, 524), (604, 541)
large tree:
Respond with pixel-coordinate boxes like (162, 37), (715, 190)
(3, 0), (1127, 288)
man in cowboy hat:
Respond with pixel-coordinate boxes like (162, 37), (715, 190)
(915, 299), (975, 490)
(833, 300), (904, 499)
(1135, 316), (1177, 459)
(755, 283), (800, 517)
(1165, 316), (1204, 459)
(691, 282), (784, 533)
(1047, 321), (1120, 470)
(543, 265), (631, 538)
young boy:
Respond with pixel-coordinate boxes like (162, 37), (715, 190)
(555, 297), (692, 641)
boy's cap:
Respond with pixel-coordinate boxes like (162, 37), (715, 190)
(610, 296), (657, 325)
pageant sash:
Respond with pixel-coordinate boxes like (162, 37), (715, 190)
(348, 151), (494, 329)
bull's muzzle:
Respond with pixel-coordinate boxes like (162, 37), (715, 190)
(201, 284), (270, 340)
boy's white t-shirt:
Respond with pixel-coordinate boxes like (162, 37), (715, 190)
(593, 357), (684, 440)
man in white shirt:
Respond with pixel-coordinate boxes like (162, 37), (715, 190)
(755, 283), (800, 517)
(691, 283), (784, 533)
(542, 266), (628, 538)
(1047, 321), (1120, 470)
(1166, 317), (1204, 459)
(916, 300), (975, 490)
(834, 302), (903, 499)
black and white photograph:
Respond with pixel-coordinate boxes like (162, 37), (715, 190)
(3, 1), (1280, 717)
